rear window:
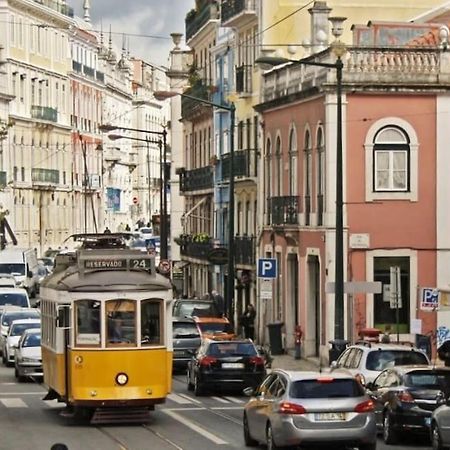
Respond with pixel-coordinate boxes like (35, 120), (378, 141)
(366, 350), (429, 371)
(3, 311), (40, 326)
(0, 293), (29, 307)
(405, 371), (450, 390)
(11, 322), (40, 336)
(197, 322), (233, 334)
(290, 379), (365, 399)
(175, 302), (218, 317)
(173, 322), (200, 338)
(208, 342), (257, 357)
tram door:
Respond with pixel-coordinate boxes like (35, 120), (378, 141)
(56, 305), (71, 399)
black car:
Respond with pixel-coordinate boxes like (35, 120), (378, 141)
(186, 339), (266, 396)
(172, 298), (219, 318)
(172, 317), (201, 371)
(367, 365), (450, 444)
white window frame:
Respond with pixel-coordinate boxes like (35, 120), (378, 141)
(374, 149), (408, 191)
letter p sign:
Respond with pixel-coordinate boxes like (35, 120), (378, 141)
(258, 258), (277, 278)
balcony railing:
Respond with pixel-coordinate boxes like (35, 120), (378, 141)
(236, 64), (252, 94)
(180, 241), (214, 260)
(96, 71), (105, 83)
(83, 65), (95, 78)
(33, 0), (74, 17)
(221, 149), (257, 180)
(31, 105), (58, 123)
(185, 0), (219, 41)
(221, 0), (257, 26)
(0, 171), (6, 188)
(181, 80), (212, 119)
(32, 168), (59, 185)
(72, 60), (82, 73)
(179, 166), (214, 192)
(235, 235), (255, 266)
(268, 195), (300, 225)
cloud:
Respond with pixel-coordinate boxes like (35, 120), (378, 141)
(73, 0), (194, 66)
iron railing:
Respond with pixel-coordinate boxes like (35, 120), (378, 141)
(221, 0), (256, 23)
(181, 80), (212, 119)
(33, 0), (74, 17)
(32, 168), (59, 185)
(96, 71), (105, 83)
(72, 61), (82, 73)
(221, 149), (257, 180)
(83, 65), (95, 78)
(268, 195), (300, 225)
(185, 0), (219, 41)
(180, 241), (213, 260)
(234, 235), (255, 265)
(179, 166), (214, 192)
(31, 105), (57, 123)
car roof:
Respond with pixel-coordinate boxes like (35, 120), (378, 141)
(22, 328), (41, 335)
(349, 341), (422, 351)
(0, 288), (29, 295)
(10, 318), (41, 325)
(273, 369), (360, 381)
(2, 308), (39, 316)
(172, 316), (195, 324)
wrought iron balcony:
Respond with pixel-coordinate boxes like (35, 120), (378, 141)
(268, 195), (300, 225)
(96, 71), (105, 83)
(235, 235), (255, 266)
(179, 166), (214, 192)
(185, 0), (219, 41)
(236, 64), (252, 94)
(0, 171), (6, 188)
(31, 106), (58, 123)
(220, 149), (257, 181)
(181, 80), (212, 119)
(32, 168), (59, 186)
(83, 65), (95, 78)
(33, 0), (74, 17)
(72, 61), (82, 73)
(221, 0), (257, 27)
(180, 241), (213, 260)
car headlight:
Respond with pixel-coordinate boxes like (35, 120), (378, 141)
(22, 357), (39, 363)
(115, 372), (128, 386)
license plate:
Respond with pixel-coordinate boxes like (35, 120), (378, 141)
(315, 412), (345, 421)
(222, 362), (244, 369)
(173, 350), (185, 357)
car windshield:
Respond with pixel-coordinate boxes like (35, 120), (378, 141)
(176, 302), (218, 317)
(197, 322), (233, 334)
(173, 322), (200, 338)
(0, 293), (28, 307)
(11, 323), (40, 336)
(22, 333), (41, 347)
(0, 264), (25, 276)
(208, 342), (257, 357)
(405, 371), (450, 390)
(2, 311), (40, 326)
(291, 379), (365, 398)
(366, 350), (429, 371)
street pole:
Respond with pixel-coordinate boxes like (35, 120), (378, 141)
(226, 104), (236, 322)
(161, 128), (168, 260)
(146, 138), (152, 227)
(334, 57), (344, 340)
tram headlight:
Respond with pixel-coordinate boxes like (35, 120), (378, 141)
(115, 372), (128, 386)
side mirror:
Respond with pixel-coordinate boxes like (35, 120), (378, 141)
(27, 270), (33, 278)
(243, 387), (255, 397)
(330, 360), (339, 369)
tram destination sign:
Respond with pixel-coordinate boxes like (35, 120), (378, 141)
(83, 257), (153, 270)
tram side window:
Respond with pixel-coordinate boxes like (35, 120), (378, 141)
(141, 300), (163, 346)
(75, 300), (101, 346)
(106, 300), (136, 346)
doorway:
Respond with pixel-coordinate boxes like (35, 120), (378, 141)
(307, 255), (320, 356)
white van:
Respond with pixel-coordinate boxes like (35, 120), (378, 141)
(0, 248), (39, 298)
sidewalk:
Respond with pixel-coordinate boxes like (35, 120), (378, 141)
(270, 352), (321, 372)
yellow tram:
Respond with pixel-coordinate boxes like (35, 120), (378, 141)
(40, 234), (173, 423)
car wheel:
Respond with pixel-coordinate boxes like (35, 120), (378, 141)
(383, 412), (398, 445)
(432, 423), (444, 450)
(243, 413), (258, 447)
(187, 369), (194, 391)
(359, 443), (377, 450)
(194, 374), (204, 396)
(266, 423), (279, 450)
(2, 352), (6, 365)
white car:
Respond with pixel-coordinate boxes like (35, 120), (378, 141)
(2, 318), (41, 366)
(138, 227), (153, 241)
(14, 328), (42, 381)
(0, 288), (31, 315)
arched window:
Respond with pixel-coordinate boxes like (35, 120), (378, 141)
(275, 136), (282, 196)
(373, 126), (409, 192)
(304, 129), (312, 225)
(288, 127), (297, 196)
(316, 127), (325, 225)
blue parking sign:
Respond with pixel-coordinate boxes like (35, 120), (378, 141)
(257, 258), (277, 278)
(420, 288), (439, 311)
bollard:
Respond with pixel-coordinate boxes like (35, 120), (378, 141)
(294, 325), (303, 360)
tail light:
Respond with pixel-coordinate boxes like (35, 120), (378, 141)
(249, 356), (265, 366)
(278, 401), (306, 415)
(316, 376), (334, 383)
(397, 391), (415, 403)
(199, 356), (217, 367)
(354, 399), (374, 413)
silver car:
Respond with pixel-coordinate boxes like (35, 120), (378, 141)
(243, 369), (377, 450)
(430, 398), (450, 450)
(14, 329), (42, 381)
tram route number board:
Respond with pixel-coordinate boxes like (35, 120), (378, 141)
(84, 258), (152, 270)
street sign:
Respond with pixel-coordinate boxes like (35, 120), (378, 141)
(420, 287), (439, 311)
(325, 281), (382, 294)
(257, 258), (277, 278)
(158, 259), (171, 275)
(260, 278), (273, 299)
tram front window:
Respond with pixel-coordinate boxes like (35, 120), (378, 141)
(141, 300), (163, 345)
(75, 300), (100, 346)
(106, 300), (136, 346)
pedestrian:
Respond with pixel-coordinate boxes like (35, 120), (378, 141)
(211, 289), (225, 317)
(103, 227), (111, 234)
(125, 224), (131, 231)
(240, 304), (256, 340)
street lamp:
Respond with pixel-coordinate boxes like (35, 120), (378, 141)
(99, 124), (169, 261)
(255, 17), (346, 340)
(154, 90), (236, 321)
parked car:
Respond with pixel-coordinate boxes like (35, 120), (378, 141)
(367, 365), (450, 444)
(193, 316), (235, 341)
(331, 341), (430, 385)
(0, 307), (40, 354)
(243, 369), (377, 450)
(172, 317), (202, 371)
(187, 338), (265, 396)
(138, 227), (153, 241)
(0, 274), (17, 288)
(14, 328), (42, 381)
(172, 298), (219, 318)
(2, 318), (40, 365)
(0, 287), (31, 315)
(431, 396), (450, 450)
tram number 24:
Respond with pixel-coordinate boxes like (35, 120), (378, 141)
(130, 258), (152, 269)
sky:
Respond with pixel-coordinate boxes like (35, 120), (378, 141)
(72, 0), (195, 67)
